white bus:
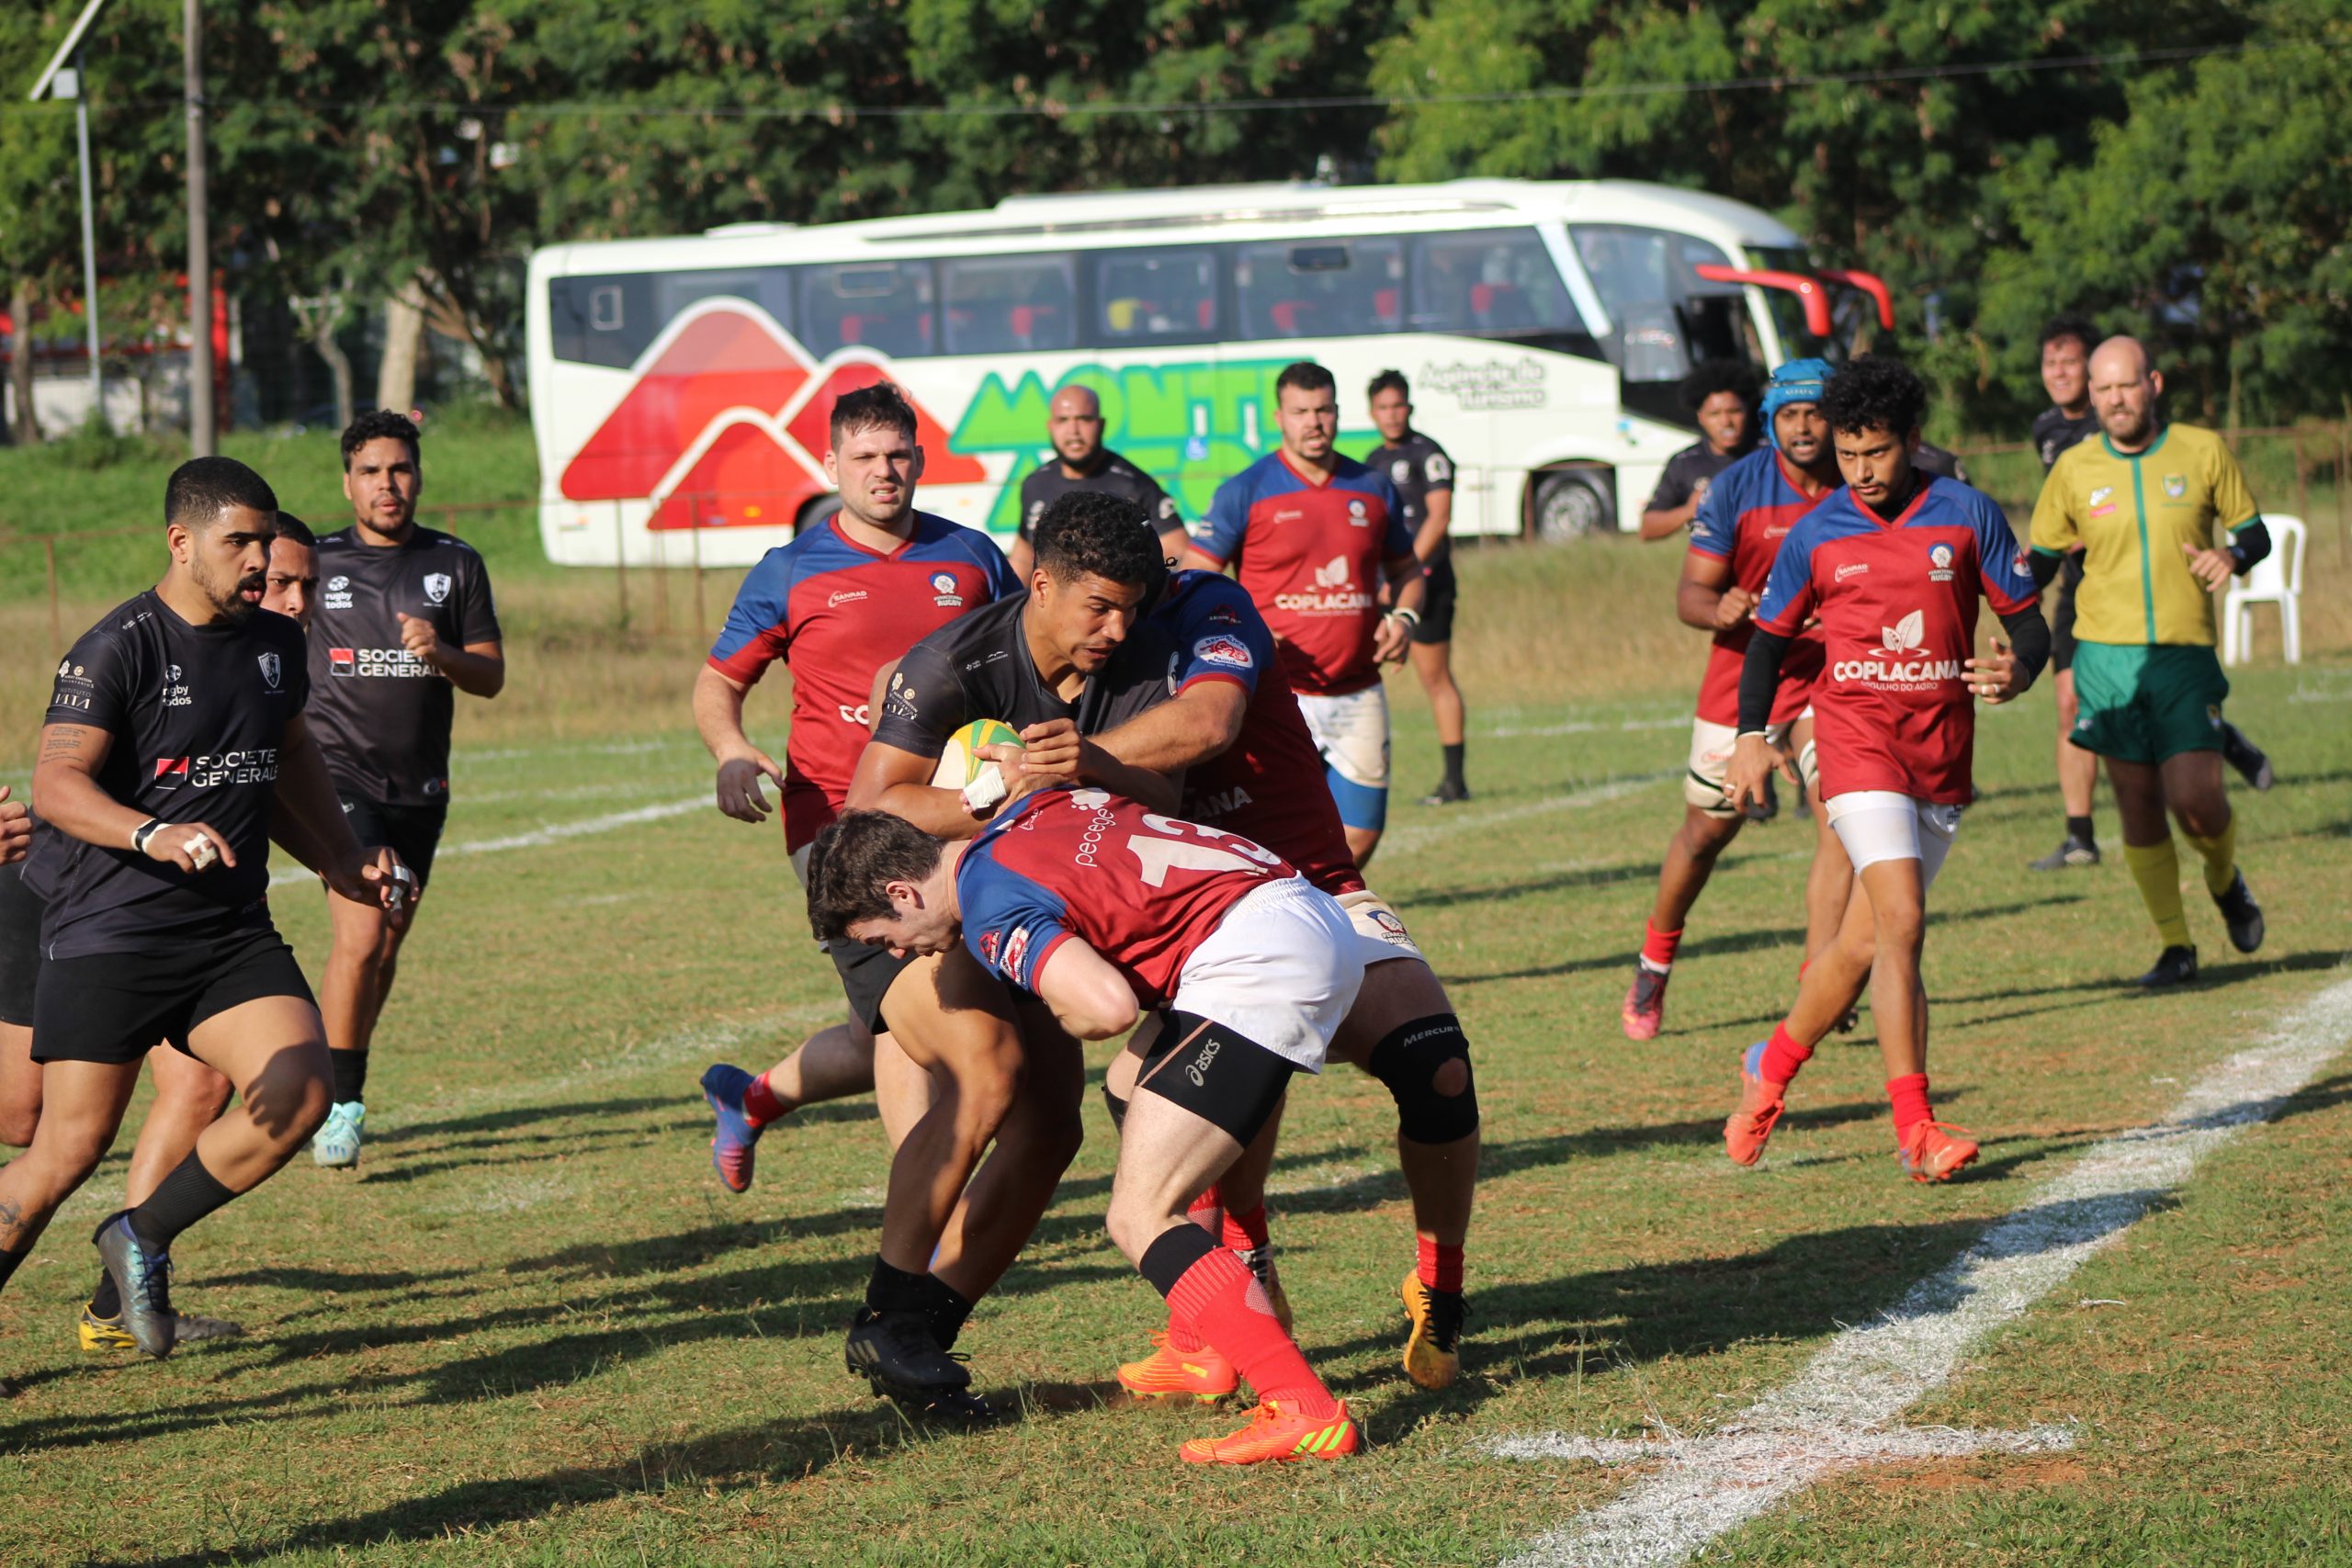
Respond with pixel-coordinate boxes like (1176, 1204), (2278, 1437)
(525, 178), (1888, 566)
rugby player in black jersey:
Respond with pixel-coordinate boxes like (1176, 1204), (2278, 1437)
(1366, 370), (1474, 807)
(1, 458), (409, 1372)
(305, 412), (504, 1168)
(1640, 361), (1762, 540)
(1007, 386), (1187, 578)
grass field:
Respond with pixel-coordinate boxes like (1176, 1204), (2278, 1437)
(0, 531), (2347, 1564)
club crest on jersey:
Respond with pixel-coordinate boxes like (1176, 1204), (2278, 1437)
(2165, 474), (2187, 499)
(422, 572), (452, 604)
(931, 571), (964, 607)
(1391, 459), (1411, 485)
(1928, 543), (1954, 583)
(1347, 497), (1369, 525)
(258, 651), (282, 690)
(1193, 635), (1253, 671)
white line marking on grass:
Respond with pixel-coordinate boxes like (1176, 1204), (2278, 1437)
(267, 795), (707, 886)
(1492, 969), (2352, 1568)
(1485, 717), (1688, 739)
(1381, 773), (1674, 859)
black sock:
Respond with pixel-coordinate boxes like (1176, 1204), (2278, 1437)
(1442, 742), (1466, 789)
(330, 1049), (368, 1106)
(90, 1269), (120, 1317)
(2066, 814), (2095, 847)
(865, 1258), (933, 1317)
(127, 1151), (237, 1253)
(0, 1247), (24, 1293)
(920, 1274), (976, 1349)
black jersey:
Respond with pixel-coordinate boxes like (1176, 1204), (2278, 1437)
(27, 592), (310, 959)
(2031, 407), (2100, 473)
(306, 525), (501, 807)
(1016, 449), (1181, 543)
(1367, 431), (1456, 553)
(871, 594), (1176, 760)
(1645, 442), (1747, 514)
(1912, 441), (1971, 484)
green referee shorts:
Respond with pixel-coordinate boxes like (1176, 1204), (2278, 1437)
(2066, 641), (2231, 766)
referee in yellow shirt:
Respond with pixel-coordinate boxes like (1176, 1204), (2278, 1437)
(2028, 336), (2268, 987)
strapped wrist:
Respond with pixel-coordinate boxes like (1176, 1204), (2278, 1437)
(130, 817), (165, 853)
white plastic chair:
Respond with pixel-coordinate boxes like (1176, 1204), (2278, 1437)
(2222, 513), (2304, 665)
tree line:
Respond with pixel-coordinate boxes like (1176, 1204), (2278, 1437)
(4, 0), (2345, 438)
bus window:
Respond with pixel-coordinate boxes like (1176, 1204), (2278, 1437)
(799, 262), (936, 359)
(942, 256), (1078, 355)
(654, 269), (795, 336)
(548, 274), (656, 368)
(1410, 229), (1586, 338)
(1090, 247), (1220, 345)
(1567, 225), (1740, 382)
(1233, 240), (1406, 340)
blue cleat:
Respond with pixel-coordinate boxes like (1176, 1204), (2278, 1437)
(92, 1212), (176, 1359)
(701, 1064), (764, 1193)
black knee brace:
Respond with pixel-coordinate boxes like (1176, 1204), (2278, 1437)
(1365, 1012), (1479, 1145)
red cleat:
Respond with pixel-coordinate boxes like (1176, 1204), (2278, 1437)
(1621, 964), (1669, 1041)
(1724, 1041), (1786, 1168)
(1897, 1120), (1980, 1183)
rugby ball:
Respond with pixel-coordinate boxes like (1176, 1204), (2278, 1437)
(933, 717), (1022, 812)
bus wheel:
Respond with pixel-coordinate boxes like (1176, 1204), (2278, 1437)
(794, 493), (843, 536)
(1531, 468), (1613, 542)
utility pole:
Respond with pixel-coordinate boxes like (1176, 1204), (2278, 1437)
(67, 56), (102, 417)
(185, 0), (213, 456)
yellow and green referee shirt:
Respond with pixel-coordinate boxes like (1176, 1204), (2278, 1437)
(2029, 423), (2260, 647)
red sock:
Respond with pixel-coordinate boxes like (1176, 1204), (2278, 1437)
(1757, 1021), (1814, 1089)
(1640, 920), (1683, 972)
(1416, 1235), (1464, 1294)
(1168, 1248), (1335, 1417)
(1220, 1203), (1270, 1252)
(1186, 1187), (1222, 1231)
(742, 1071), (786, 1124)
(1162, 1307), (1210, 1355)
(1886, 1073), (1932, 1139)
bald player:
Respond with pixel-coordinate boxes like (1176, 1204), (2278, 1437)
(1010, 387), (1188, 579)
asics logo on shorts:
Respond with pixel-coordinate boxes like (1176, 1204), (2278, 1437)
(1185, 1035), (1223, 1087)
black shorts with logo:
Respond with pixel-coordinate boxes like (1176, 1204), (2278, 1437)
(32, 923), (314, 1066)
(341, 796), (451, 888)
(1414, 553), (1458, 646)
(0, 861), (40, 1028)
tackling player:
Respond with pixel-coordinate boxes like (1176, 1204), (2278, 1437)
(1008, 385), (1188, 578)
(303, 412), (504, 1168)
(3, 458), (409, 1370)
(1721, 357), (2048, 1181)
(1622, 358), (1849, 1042)
(2028, 336), (2268, 987)
(1366, 370), (1473, 807)
(809, 791), (1366, 1466)
(1638, 362), (1762, 541)
(1185, 361), (1423, 867)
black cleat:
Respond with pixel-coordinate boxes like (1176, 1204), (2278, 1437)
(1418, 779), (1471, 807)
(2030, 834), (2100, 871)
(897, 1386), (1004, 1427)
(92, 1213), (175, 1359)
(2136, 945), (2199, 988)
(845, 1308), (970, 1403)
(2220, 723), (2274, 792)
(2213, 871), (2265, 954)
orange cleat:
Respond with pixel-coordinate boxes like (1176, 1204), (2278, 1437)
(1400, 1272), (1465, 1391)
(1898, 1120), (1980, 1183)
(1179, 1398), (1359, 1465)
(1117, 1330), (1238, 1403)
(1724, 1042), (1787, 1168)
(1621, 964), (1668, 1041)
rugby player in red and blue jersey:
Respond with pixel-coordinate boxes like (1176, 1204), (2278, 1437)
(1622, 358), (1850, 1042)
(808, 790), (1367, 1466)
(1722, 357), (2049, 1182)
(1185, 361), (1423, 868)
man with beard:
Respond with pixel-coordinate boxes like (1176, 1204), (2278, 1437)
(1009, 385), (1187, 578)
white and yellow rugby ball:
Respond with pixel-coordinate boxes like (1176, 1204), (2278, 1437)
(933, 717), (1022, 812)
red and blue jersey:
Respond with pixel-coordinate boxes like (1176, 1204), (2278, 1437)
(1687, 447), (1836, 727)
(957, 784), (1297, 1009)
(1755, 477), (2039, 805)
(1192, 450), (1410, 697)
(1152, 570), (1363, 897)
(707, 513), (1020, 852)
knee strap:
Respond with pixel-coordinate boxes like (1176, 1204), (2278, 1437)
(1365, 1012), (1479, 1145)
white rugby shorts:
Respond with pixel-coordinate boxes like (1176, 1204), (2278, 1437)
(1297, 685), (1391, 791)
(1336, 887), (1425, 966)
(1685, 715), (1817, 816)
(1172, 877), (1365, 1072)
(1824, 790), (1962, 888)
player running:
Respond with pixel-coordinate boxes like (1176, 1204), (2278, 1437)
(1638, 361), (1762, 540)
(3, 459), (410, 1371)
(1091, 565), (1481, 1396)
(1721, 357), (2048, 1181)
(1366, 370), (1473, 807)
(1185, 361), (1423, 868)
(1007, 385), (1187, 579)
(809, 791), (1367, 1465)
(1622, 358), (1850, 1042)
(2028, 335), (2269, 987)
(302, 412), (503, 1168)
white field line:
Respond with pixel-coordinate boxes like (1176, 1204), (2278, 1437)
(1493, 969), (2352, 1568)
(267, 795), (707, 886)
(1381, 773), (1674, 859)
(1485, 717), (1688, 739)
